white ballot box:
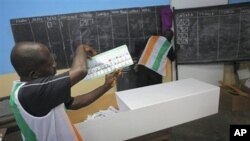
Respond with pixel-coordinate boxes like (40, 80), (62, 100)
(76, 78), (220, 141)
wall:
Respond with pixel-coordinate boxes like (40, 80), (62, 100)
(0, 0), (169, 97)
(229, 0), (250, 3)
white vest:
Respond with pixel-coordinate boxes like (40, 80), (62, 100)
(10, 81), (83, 141)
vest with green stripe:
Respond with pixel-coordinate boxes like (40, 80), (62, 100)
(9, 80), (83, 141)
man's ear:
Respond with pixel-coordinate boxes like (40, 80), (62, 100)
(29, 71), (40, 79)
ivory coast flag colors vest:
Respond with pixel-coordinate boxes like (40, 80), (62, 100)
(9, 81), (83, 141)
(138, 36), (172, 76)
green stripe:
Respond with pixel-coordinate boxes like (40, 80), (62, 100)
(152, 40), (171, 71)
(9, 82), (38, 141)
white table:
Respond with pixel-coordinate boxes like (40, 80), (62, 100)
(76, 78), (220, 141)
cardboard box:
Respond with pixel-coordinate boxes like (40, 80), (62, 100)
(220, 87), (250, 112)
(76, 78), (220, 141)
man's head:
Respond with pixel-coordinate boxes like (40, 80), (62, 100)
(10, 42), (57, 81)
(164, 29), (173, 42)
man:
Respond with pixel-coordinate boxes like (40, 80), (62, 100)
(133, 6), (174, 88)
(9, 42), (120, 141)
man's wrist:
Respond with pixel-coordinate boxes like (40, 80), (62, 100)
(103, 83), (112, 90)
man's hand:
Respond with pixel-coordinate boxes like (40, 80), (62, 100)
(69, 69), (122, 110)
(83, 45), (97, 59)
(104, 69), (122, 88)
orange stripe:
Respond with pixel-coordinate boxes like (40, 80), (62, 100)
(165, 58), (172, 79)
(141, 36), (159, 64)
(66, 112), (84, 141)
(72, 124), (84, 141)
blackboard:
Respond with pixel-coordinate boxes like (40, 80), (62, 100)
(174, 2), (250, 64)
(10, 6), (166, 69)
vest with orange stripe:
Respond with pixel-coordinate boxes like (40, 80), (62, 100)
(9, 81), (83, 141)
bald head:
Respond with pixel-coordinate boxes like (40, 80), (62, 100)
(11, 42), (56, 80)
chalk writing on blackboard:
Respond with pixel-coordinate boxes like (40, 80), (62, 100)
(10, 5), (166, 69)
(174, 2), (250, 64)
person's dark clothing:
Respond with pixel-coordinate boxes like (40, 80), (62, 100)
(18, 72), (74, 117)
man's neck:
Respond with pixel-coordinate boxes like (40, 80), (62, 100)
(20, 77), (32, 82)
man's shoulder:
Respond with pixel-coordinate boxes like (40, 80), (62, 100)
(17, 71), (71, 116)
(23, 72), (70, 87)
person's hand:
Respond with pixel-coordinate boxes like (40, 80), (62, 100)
(104, 69), (122, 88)
(83, 45), (97, 59)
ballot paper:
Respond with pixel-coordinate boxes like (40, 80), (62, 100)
(245, 79), (250, 88)
(84, 45), (133, 80)
(237, 68), (250, 80)
(85, 106), (119, 121)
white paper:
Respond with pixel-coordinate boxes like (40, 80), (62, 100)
(245, 79), (250, 88)
(84, 45), (133, 80)
(237, 68), (250, 80)
(84, 106), (119, 122)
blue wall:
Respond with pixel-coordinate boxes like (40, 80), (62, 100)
(229, 0), (250, 3)
(0, 0), (170, 74)
(1, 0), (249, 74)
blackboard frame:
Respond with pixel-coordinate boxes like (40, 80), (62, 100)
(173, 2), (250, 65)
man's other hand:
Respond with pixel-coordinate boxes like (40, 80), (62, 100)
(104, 69), (122, 88)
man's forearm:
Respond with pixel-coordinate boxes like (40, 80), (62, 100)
(68, 84), (112, 110)
(69, 45), (88, 86)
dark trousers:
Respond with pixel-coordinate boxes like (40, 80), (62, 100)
(137, 65), (162, 88)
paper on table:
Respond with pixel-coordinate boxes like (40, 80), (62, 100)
(83, 45), (133, 80)
(237, 68), (250, 80)
(84, 106), (119, 122)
